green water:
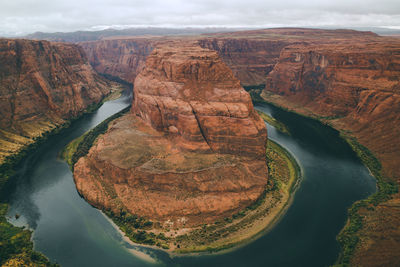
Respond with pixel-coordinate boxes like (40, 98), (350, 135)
(5, 93), (376, 267)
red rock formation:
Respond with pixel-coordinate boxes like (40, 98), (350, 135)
(133, 42), (267, 159)
(73, 42), (268, 226)
(262, 38), (400, 266)
(198, 38), (291, 86)
(79, 28), (379, 87)
(198, 29), (378, 86)
(80, 38), (154, 83)
(264, 41), (400, 180)
(0, 39), (112, 162)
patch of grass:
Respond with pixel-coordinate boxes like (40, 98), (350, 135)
(0, 203), (57, 266)
(336, 134), (398, 265)
(105, 209), (170, 248)
(0, 88), (123, 266)
(173, 138), (301, 253)
(266, 140), (300, 194)
(257, 110), (291, 135)
(62, 106), (131, 169)
(254, 86), (397, 265)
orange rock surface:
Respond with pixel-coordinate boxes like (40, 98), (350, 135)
(0, 39), (112, 163)
(133, 42), (267, 159)
(80, 38), (154, 83)
(73, 42), (268, 227)
(264, 40), (400, 182)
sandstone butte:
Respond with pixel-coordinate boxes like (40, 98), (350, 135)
(73, 41), (268, 228)
(0, 39), (113, 164)
(79, 28), (400, 265)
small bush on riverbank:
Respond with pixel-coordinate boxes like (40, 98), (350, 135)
(243, 84), (265, 103)
(337, 135), (398, 265)
(251, 87), (398, 265)
(0, 204), (57, 266)
(64, 106), (131, 169)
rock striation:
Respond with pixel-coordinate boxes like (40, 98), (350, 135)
(133, 42), (267, 159)
(80, 38), (154, 83)
(198, 38), (290, 86)
(80, 28), (379, 88)
(0, 39), (112, 163)
(262, 38), (400, 266)
(264, 41), (400, 181)
(73, 42), (268, 227)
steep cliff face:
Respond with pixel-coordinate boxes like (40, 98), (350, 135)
(133, 42), (268, 159)
(198, 28), (378, 86)
(0, 39), (112, 163)
(80, 38), (154, 83)
(73, 42), (268, 226)
(79, 28), (378, 87)
(262, 39), (400, 266)
(198, 38), (291, 86)
(264, 41), (400, 180)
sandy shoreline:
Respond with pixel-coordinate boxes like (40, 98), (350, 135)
(101, 212), (161, 264)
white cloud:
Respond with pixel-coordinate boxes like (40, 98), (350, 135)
(0, 0), (400, 36)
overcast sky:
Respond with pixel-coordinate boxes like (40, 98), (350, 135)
(1, 0), (400, 36)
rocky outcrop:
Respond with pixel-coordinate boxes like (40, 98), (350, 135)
(73, 42), (268, 227)
(262, 38), (400, 266)
(264, 41), (400, 180)
(79, 28), (379, 87)
(198, 38), (291, 86)
(0, 39), (112, 163)
(80, 38), (154, 83)
(133, 42), (267, 159)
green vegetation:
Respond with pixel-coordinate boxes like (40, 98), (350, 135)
(336, 134), (398, 265)
(243, 84), (265, 103)
(0, 90), (123, 266)
(257, 110), (291, 135)
(0, 204), (57, 266)
(266, 140), (301, 194)
(173, 139), (301, 253)
(62, 104), (172, 249)
(62, 106), (131, 169)
(248, 85), (397, 265)
(104, 210), (171, 248)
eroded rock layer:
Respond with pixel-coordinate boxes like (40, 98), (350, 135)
(262, 38), (400, 266)
(73, 42), (268, 226)
(80, 38), (154, 83)
(264, 41), (400, 181)
(0, 39), (112, 163)
(133, 42), (268, 159)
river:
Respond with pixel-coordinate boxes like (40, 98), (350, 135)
(5, 91), (376, 267)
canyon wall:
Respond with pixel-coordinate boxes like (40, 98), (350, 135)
(80, 38), (154, 83)
(73, 42), (268, 226)
(0, 39), (112, 163)
(198, 38), (290, 86)
(262, 38), (400, 266)
(80, 29), (379, 87)
(264, 41), (400, 181)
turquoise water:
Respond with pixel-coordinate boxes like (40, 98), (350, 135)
(6, 93), (376, 267)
